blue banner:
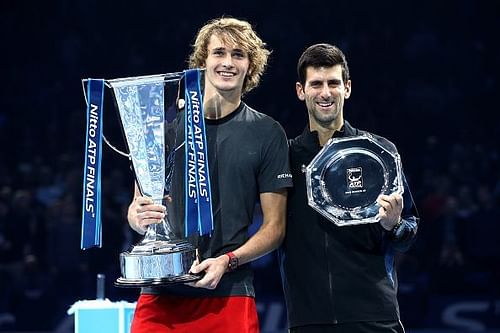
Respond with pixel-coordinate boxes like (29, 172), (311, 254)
(184, 69), (214, 237)
(81, 79), (104, 249)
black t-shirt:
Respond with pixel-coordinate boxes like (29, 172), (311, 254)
(144, 102), (292, 297)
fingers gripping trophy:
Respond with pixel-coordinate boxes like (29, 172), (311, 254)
(81, 69), (213, 287)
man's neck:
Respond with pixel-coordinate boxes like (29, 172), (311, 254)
(309, 117), (344, 146)
(203, 87), (242, 119)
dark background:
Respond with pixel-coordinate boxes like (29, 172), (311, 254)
(0, 0), (499, 331)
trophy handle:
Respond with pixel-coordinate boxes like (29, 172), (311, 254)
(82, 78), (131, 158)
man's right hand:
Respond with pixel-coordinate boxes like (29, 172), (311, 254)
(127, 196), (166, 234)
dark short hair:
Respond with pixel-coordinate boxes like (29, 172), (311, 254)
(297, 43), (350, 85)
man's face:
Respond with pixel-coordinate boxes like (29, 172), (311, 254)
(296, 65), (351, 127)
(203, 34), (250, 96)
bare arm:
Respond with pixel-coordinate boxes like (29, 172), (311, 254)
(189, 189), (287, 289)
(233, 190), (287, 264)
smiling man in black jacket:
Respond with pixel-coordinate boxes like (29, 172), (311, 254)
(279, 43), (419, 333)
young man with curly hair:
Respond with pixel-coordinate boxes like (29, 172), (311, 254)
(127, 17), (292, 333)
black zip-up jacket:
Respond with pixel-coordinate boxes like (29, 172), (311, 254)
(279, 121), (419, 328)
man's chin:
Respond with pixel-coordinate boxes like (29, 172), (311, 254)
(312, 114), (338, 126)
(313, 111), (336, 122)
(214, 84), (241, 93)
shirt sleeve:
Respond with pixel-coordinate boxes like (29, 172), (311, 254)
(258, 121), (293, 193)
(389, 172), (419, 252)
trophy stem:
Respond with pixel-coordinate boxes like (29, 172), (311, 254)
(143, 219), (174, 241)
(131, 218), (173, 249)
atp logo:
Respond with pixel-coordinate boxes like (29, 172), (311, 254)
(347, 167), (363, 189)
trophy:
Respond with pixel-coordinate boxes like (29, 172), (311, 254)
(305, 133), (403, 226)
(81, 69), (213, 287)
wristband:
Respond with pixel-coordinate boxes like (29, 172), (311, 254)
(225, 252), (239, 272)
(391, 217), (404, 238)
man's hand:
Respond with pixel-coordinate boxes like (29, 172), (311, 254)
(183, 190), (287, 290)
(127, 196), (166, 234)
(377, 193), (403, 231)
(186, 255), (229, 290)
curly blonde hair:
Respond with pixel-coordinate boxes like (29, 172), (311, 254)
(188, 17), (270, 94)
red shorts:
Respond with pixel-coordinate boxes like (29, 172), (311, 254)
(131, 294), (260, 333)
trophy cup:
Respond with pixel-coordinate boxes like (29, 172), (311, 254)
(305, 133), (403, 226)
(81, 69), (213, 287)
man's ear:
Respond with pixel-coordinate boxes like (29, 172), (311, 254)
(344, 80), (352, 99)
(296, 82), (305, 101)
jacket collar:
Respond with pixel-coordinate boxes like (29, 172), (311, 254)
(296, 121), (358, 150)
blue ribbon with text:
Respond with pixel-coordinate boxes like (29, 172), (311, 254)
(184, 69), (214, 237)
(81, 79), (104, 249)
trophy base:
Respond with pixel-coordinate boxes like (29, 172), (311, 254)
(115, 274), (201, 288)
(116, 239), (199, 288)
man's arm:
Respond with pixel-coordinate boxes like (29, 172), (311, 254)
(377, 174), (419, 252)
(234, 190), (288, 263)
(189, 189), (287, 289)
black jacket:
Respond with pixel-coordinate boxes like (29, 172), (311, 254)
(279, 121), (418, 328)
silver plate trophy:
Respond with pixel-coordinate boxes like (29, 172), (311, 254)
(305, 133), (403, 226)
(82, 71), (211, 287)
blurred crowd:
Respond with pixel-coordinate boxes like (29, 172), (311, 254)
(0, 0), (498, 330)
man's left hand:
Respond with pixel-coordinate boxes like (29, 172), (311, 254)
(186, 255), (229, 290)
(377, 193), (403, 231)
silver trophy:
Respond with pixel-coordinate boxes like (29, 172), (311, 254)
(306, 133), (403, 226)
(83, 72), (206, 287)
